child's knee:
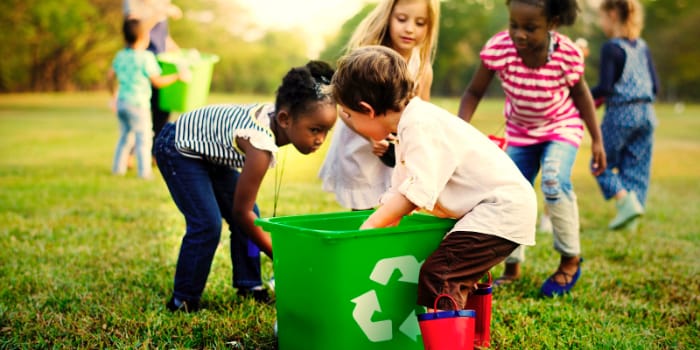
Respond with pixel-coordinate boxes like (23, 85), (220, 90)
(541, 159), (569, 202)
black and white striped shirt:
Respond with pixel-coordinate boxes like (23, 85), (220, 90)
(174, 103), (278, 169)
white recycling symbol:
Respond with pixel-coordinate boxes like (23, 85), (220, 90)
(350, 255), (423, 342)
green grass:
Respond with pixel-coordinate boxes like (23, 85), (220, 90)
(1, 92), (698, 349)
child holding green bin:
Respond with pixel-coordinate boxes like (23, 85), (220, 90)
(108, 18), (189, 179)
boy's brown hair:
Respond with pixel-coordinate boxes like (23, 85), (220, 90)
(331, 45), (414, 115)
(122, 18), (144, 45)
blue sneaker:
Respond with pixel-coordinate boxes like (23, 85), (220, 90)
(541, 258), (583, 297)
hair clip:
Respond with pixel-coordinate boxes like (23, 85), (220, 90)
(314, 81), (330, 99)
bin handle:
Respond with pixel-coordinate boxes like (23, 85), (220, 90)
(433, 293), (460, 311)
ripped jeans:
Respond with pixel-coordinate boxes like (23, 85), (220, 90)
(505, 141), (581, 263)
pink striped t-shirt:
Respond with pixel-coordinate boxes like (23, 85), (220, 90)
(481, 31), (585, 147)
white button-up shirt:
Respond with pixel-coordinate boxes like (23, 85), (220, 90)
(382, 98), (537, 246)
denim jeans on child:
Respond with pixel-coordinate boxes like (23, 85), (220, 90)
(112, 101), (153, 178)
(154, 123), (264, 303)
(505, 141), (581, 263)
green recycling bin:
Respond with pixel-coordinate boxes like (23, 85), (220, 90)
(157, 49), (219, 112)
(255, 211), (455, 350)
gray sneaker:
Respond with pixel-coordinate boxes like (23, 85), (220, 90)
(609, 191), (644, 230)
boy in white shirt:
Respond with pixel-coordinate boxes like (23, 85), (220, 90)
(331, 45), (537, 309)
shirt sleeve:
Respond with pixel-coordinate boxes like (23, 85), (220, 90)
(395, 118), (458, 211)
(234, 105), (279, 167)
(556, 35), (584, 87)
(591, 41), (625, 99)
(144, 51), (162, 77)
(480, 31), (512, 71)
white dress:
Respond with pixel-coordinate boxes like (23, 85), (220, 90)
(318, 48), (422, 209)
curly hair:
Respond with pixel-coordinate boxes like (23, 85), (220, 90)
(506, 0), (580, 26)
(275, 60), (335, 119)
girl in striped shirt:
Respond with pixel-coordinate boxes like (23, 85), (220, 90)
(154, 61), (337, 312)
(458, 0), (606, 297)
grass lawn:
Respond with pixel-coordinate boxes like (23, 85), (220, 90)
(0, 92), (698, 349)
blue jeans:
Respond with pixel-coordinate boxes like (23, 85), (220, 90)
(154, 123), (263, 302)
(505, 141), (581, 262)
(112, 102), (152, 178)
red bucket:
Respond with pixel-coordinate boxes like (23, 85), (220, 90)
(487, 135), (507, 151)
(465, 272), (493, 348)
(418, 294), (475, 350)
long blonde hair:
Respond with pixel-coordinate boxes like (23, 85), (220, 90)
(346, 0), (440, 86)
(600, 0), (644, 39)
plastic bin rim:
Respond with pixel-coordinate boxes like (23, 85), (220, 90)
(417, 309), (476, 321)
(255, 212), (455, 240)
(157, 52), (220, 63)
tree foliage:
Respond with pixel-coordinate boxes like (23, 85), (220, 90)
(0, 0), (121, 91)
(643, 0), (700, 100)
(432, 0), (508, 96)
(166, 0), (309, 94)
(0, 0), (698, 101)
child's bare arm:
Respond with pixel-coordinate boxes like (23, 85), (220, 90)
(106, 68), (117, 95)
(150, 72), (181, 88)
(232, 137), (274, 258)
(106, 68), (118, 111)
(571, 79), (607, 175)
(360, 192), (417, 229)
(458, 63), (494, 122)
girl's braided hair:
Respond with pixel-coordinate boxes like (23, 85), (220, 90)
(275, 61), (334, 118)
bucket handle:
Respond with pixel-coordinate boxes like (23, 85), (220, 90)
(433, 294), (460, 311)
(483, 271), (492, 286)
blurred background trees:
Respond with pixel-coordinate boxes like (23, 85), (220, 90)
(0, 0), (698, 101)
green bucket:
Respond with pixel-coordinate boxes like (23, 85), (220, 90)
(157, 49), (219, 112)
(255, 211), (455, 350)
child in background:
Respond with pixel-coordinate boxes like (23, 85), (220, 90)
(318, 0), (440, 210)
(332, 45), (536, 310)
(458, 0), (607, 297)
(591, 0), (658, 230)
(153, 61), (336, 312)
(124, 0), (183, 151)
(108, 18), (187, 179)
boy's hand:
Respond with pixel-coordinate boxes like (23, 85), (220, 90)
(360, 193), (416, 230)
(371, 138), (390, 157)
(177, 64), (192, 82)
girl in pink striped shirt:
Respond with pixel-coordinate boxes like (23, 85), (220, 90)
(458, 0), (606, 297)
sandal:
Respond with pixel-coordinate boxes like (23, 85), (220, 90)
(540, 258), (583, 297)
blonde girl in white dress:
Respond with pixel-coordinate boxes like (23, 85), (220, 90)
(319, 0), (440, 210)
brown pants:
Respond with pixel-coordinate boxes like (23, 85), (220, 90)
(417, 231), (519, 309)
